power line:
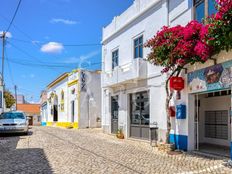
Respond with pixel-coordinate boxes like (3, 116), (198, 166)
(10, 38), (101, 47)
(6, 0), (22, 32)
(6, 57), (102, 69)
(0, 13), (101, 47)
(8, 42), (71, 72)
(0, 13), (75, 73)
(5, 49), (15, 86)
(7, 41), (102, 68)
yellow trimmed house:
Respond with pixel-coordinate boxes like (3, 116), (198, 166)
(41, 69), (101, 129)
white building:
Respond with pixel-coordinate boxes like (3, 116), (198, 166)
(102, 0), (231, 157)
(43, 69), (101, 129)
(102, 0), (169, 140)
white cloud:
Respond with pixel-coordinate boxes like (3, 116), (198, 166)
(50, 18), (78, 25)
(63, 50), (100, 64)
(40, 42), (64, 54)
(0, 31), (12, 38)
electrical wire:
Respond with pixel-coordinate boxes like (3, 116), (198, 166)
(5, 49), (15, 86)
(10, 38), (101, 47)
(6, 0), (22, 32)
(7, 41), (102, 69)
(6, 58), (102, 69)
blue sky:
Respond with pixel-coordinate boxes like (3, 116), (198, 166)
(0, 0), (133, 103)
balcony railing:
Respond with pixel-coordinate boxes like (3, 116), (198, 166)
(102, 58), (147, 87)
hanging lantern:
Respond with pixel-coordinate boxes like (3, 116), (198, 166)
(170, 77), (185, 91)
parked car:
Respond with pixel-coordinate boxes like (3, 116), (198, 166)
(0, 111), (29, 135)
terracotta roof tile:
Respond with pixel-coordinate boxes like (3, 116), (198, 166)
(17, 104), (40, 114)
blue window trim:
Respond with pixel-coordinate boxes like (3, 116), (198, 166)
(194, 0), (217, 23)
(134, 35), (143, 59)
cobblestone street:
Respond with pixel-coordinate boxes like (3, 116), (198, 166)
(0, 126), (232, 174)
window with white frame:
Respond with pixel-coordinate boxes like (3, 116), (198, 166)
(112, 49), (119, 70)
(134, 35), (143, 59)
(194, 0), (217, 23)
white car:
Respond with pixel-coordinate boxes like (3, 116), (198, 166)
(0, 111), (29, 135)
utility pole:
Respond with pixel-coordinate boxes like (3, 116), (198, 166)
(1, 32), (5, 84)
(1, 32), (6, 113)
(14, 85), (17, 110)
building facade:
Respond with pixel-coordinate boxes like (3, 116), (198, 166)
(102, 0), (231, 157)
(42, 69), (101, 129)
(17, 104), (41, 126)
(102, 0), (169, 140)
(16, 95), (26, 104)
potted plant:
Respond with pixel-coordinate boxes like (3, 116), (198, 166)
(116, 129), (124, 139)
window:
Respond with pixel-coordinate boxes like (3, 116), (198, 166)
(130, 91), (150, 139)
(60, 90), (64, 112)
(61, 90), (64, 101)
(130, 91), (149, 125)
(194, 0), (217, 23)
(134, 36), (143, 58)
(112, 49), (118, 69)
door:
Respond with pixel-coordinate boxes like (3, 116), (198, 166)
(71, 100), (75, 123)
(53, 105), (58, 122)
(130, 91), (150, 139)
(111, 96), (119, 134)
(29, 116), (33, 125)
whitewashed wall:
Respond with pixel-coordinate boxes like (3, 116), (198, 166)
(47, 78), (68, 123)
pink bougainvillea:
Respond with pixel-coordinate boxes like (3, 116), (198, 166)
(206, 0), (232, 53)
(145, 20), (212, 72)
(146, 0), (232, 74)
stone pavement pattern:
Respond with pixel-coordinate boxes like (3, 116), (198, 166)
(0, 126), (232, 174)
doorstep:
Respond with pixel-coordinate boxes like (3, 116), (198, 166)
(192, 150), (230, 160)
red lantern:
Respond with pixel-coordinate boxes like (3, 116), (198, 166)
(170, 77), (184, 91)
(169, 106), (176, 117)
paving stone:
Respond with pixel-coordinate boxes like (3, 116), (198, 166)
(0, 127), (231, 174)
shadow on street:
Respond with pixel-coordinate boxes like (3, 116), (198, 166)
(0, 133), (53, 174)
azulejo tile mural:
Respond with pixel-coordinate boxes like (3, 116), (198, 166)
(188, 60), (232, 93)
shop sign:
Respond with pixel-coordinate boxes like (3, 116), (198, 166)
(188, 60), (232, 93)
(170, 77), (184, 91)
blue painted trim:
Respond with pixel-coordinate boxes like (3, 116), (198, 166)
(231, 142), (232, 159)
(170, 134), (188, 151)
(41, 122), (47, 126)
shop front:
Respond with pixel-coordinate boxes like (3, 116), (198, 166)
(187, 59), (232, 157)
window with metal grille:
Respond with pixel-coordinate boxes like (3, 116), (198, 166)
(205, 110), (228, 140)
(134, 36), (143, 58)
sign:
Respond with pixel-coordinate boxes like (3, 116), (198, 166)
(170, 77), (184, 91)
(188, 60), (232, 93)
